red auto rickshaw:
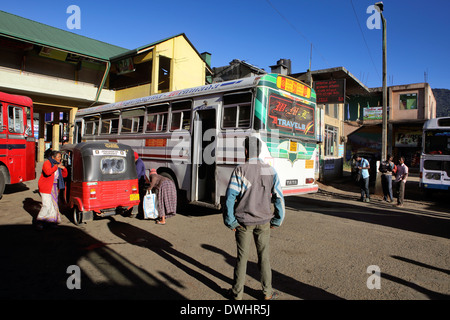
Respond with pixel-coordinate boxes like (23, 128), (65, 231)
(61, 142), (140, 225)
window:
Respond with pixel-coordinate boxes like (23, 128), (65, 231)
(324, 125), (338, 156)
(170, 100), (191, 131)
(100, 111), (120, 134)
(399, 93), (417, 110)
(146, 104), (168, 132)
(8, 105), (24, 133)
(100, 157), (126, 174)
(222, 92), (252, 128)
(84, 115), (100, 135)
(121, 108), (145, 134)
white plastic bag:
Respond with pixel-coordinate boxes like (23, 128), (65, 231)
(143, 190), (159, 219)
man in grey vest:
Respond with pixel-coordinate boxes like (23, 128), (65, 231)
(224, 136), (285, 300)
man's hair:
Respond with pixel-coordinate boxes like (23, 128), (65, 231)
(51, 150), (61, 158)
(244, 136), (262, 159)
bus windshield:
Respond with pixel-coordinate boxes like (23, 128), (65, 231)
(424, 130), (450, 155)
(267, 92), (315, 137)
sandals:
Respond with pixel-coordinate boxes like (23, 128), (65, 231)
(156, 219), (166, 225)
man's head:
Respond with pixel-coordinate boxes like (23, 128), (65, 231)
(244, 136), (262, 160)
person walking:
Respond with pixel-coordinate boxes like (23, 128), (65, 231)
(394, 157), (408, 207)
(35, 150), (68, 230)
(134, 151), (147, 216)
(223, 136), (285, 300)
(355, 154), (371, 202)
(148, 169), (177, 225)
(379, 154), (394, 202)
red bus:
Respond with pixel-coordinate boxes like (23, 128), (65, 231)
(0, 92), (36, 199)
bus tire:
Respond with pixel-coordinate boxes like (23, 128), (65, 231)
(0, 165), (8, 200)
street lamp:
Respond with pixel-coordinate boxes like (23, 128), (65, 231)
(375, 1), (387, 161)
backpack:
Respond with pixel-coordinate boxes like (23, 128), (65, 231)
(379, 161), (388, 173)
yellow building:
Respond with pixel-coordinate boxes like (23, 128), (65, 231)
(0, 10), (209, 161)
(110, 34), (210, 101)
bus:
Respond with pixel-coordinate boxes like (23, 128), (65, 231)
(0, 92), (36, 199)
(419, 117), (450, 191)
(74, 73), (319, 208)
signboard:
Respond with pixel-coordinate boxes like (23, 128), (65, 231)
(314, 79), (346, 104)
(267, 95), (315, 136)
(277, 76), (311, 98)
(363, 107), (383, 120)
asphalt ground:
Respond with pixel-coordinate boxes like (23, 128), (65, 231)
(0, 163), (448, 316)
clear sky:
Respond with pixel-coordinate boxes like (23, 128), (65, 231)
(2, 0), (449, 89)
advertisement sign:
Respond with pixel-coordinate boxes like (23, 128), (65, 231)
(314, 79), (346, 104)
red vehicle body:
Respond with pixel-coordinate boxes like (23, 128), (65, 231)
(61, 142), (140, 224)
(0, 92), (35, 198)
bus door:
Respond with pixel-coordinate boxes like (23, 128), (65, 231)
(6, 105), (27, 183)
(191, 108), (217, 204)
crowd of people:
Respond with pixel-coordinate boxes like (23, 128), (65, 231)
(354, 153), (409, 207)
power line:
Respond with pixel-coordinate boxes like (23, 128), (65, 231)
(350, 0), (381, 82)
(265, 0), (330, 68)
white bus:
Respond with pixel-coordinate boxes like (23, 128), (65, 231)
(420, 117), (450, 191)
(74, 73), (319, 208)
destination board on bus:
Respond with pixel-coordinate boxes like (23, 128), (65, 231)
(268, 95), (315, 136)
(276, 76), (311, 98)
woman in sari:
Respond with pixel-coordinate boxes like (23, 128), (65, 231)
(35, 150), (68, 230)
(148, 169), (177, 225)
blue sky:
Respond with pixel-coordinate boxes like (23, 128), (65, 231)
(2, 0), (449, 89)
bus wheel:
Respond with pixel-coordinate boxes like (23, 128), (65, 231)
(73, 206), (83, 225)
(0, 167), (5, 200)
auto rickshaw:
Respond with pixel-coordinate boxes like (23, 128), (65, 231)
(61, 142), (140, 225)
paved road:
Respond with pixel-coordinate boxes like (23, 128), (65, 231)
(0, 164), (449, 303)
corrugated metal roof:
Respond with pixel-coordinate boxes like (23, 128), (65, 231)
(0, 10), (129, 60)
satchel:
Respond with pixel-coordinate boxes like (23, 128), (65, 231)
(143, 190), (159, 219)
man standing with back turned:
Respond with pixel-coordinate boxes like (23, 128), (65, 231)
(224, 136), (285, 300)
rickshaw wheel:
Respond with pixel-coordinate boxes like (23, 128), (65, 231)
(73, 206), (83, 225)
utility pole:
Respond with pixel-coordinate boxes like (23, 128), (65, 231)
(375, 2), (387, 161)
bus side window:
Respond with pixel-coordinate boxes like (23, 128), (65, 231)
(100, 111), (120, 134)
(83, 115), (100, 135)
(222, 92), (252, 129)
(170, 100), (191, 131)
(121, 108), (145, 134)
(146, 104), (168, 132)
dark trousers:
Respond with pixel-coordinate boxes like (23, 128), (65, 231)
(381, 174), (393, 201)
(360, 177), (370, 200)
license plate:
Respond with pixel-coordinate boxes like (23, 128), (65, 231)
(286, 179), (298, 186)
(130, 194), (140, 201)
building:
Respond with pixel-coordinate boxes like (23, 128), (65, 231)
(212, 59), (266, 83)
(291, 66), (371, 181)
(347, 82), (436, 171)
(0, 10), (209, 161)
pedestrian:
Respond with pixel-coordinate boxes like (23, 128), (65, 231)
(223, 136), (285, 300)
(148, 169), (177, 225)
(355, 154), (371, 202)
(394, 156), (408, 207)
(35, 150), (68, 230)
(379, 154), (394, 202)
(134, 151), (147, 216)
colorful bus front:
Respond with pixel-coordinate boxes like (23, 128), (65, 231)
(255, 74), (318, 195)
